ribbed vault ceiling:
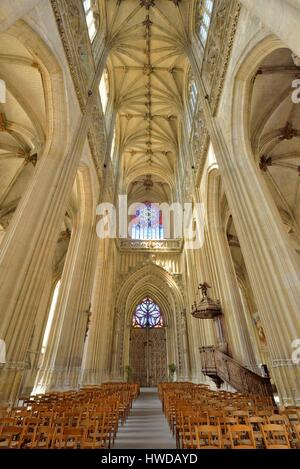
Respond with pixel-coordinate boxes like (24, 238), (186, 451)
(104, 0), (192, 202)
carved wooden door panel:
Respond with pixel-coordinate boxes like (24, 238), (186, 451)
(130, 328), (148, 387)
(130, 328), (167, 387)
(148, 328), (167, 386)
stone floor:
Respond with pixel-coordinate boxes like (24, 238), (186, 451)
(113, 387), (176, 449)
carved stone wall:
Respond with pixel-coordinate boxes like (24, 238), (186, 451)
(117, 239), (183, 252)
(201, 0), (241, 116)
(190, 106), (210, 185)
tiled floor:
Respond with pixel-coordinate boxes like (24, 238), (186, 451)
(113, 387), (176, 449)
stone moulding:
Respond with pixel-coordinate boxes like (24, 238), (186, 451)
(190, 104), (210, 186)
(116, 238), (184, 252)
(50, 0), (90, 109)
(202, 0), (241, 116)
(271, 359), (299, 368)
(0, 361), (29, 371)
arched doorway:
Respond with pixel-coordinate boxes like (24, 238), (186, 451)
(129, 298), (167, 387)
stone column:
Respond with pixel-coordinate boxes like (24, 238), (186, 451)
(206, 170), (257, 368)
(38, 168), (99, 392)
(109, 307), (124, 383)
(20, 267), (55, 396)
(184, 244), (216, 384)
(81, 237), (116, 386)
(180, 310), (191, 381)
(179, 138), (217, 383)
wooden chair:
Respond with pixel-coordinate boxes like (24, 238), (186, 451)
(0, 425), (24, 448)
(185, 414), (209, 449)
(0, 417), (16, 428)
(292, 423), (300, 449)
(232, 410), (249, 424)
(280, 410), (300, 426)
(247, 416), (265, 448)
(256, 409), (274, 418)
(261, 424), (291, 449)
(24, 416), (40, 428)
(228, 424), (256, 449)
(52, 416), (69, 428)
(267, 414), (289, 426)
(38, 411), (54, 426)
(206, 410), (223, 425)
(51, 427), (84, 449)
(223, 406), (237, 416)
(176, 410), (191, 449)
(194, 425), (222, 449)
(89, 411), (113, 448)
(31, 426), (54, 449)
(81, 422), (108, 449)
(218, 416), (238, 447)
(19, 425), (38, 449)
(107, 410), (119, 445)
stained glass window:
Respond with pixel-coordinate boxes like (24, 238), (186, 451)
(197, 0), (214, 47)
(131, 203), (164, 240)
(132, 298), (164, 328)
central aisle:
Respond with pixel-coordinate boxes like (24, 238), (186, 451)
(113, 387), (176, 449)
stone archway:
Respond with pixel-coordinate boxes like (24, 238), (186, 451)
(111, 263), (189, 383)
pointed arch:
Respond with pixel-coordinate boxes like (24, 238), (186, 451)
(110, 263), (187, 381)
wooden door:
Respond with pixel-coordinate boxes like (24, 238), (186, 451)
(129, 327), (167, 387)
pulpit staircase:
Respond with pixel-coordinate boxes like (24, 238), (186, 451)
(200, 346), (274, 401)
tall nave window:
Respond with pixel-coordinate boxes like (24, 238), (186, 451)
(41, 280), (61, 356)
(32, 280), (61, 394)
(99, 68), (109, 113)
(197, 0), (214, 47)
(83, 0), (99, 41)
(131, 203), (164, 240)
(188, 72), (198, 119)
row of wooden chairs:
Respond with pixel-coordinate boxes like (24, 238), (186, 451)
(178, 413), (300, 449)
(0, 418), (116, 449)
(0, 383), (139, 449)
(187, 423), (297, 449)
(159, 382), (300, 449)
